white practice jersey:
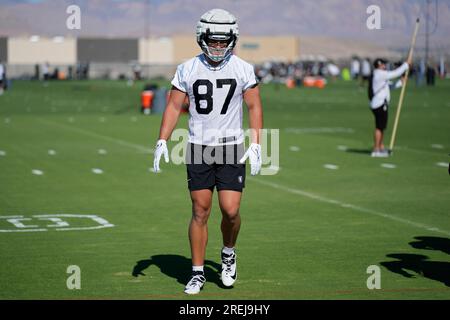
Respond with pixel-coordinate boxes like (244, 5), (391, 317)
(171, 54), (258, 146)
(370, 62), (409, 109)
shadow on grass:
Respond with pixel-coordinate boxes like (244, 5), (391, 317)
(381, 236), (450, 287)
(409, 236), (450, 255)
(345, 148), (372, 155)
(131, 254), (229, 289)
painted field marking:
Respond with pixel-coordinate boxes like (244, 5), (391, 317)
(0, 150), (6, 156)
(289, 146), (300, 152)
(38, 119), (153, 154)
(436, 162), (448, 168)
(250, 178), (450, 236)
(324, 164), (339, 170)
(265, 165), (280, 174)
(98, 149), (108, 155)
(4, 118), (11, 124)
(92, 168), (104, 174)
(431, 144), (444, 149)
(381, 163), (397, 169)
(32, 169), (44, 175)
(337, 145), (348, 151)
(48, 149), (56, 156)
(0, 214), (114, 232)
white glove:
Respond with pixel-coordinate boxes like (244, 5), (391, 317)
(239, 143), (262, 176)
(153, 139), (169, 173)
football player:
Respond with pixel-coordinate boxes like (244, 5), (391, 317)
(153, 8), (263, 294)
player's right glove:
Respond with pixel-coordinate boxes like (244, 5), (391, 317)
(153, 139), (169, 173)
(239, 143), (262, 176)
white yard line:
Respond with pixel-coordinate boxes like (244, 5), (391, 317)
(38, 119), (153, 154)
(251, 178), (450, 236)
(381, 163), (397, 169)
(0, 229), (48, 233)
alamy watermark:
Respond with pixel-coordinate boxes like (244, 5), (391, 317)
(167, 128), (279, 175)
(66, 5), (81, 30)
(66, 265), (81, 290)
(366, 5), (381, 30)
(366, 265), (381, 289)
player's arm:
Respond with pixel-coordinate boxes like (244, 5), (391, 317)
(153, 86), (186, 173)
(243, 85), (263, 144)
(240, 85), (263, 175)
(158, 86), (187, 140)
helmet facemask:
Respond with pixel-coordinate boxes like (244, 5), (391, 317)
(201, 31), (236, 62)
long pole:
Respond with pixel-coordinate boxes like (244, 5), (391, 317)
(144, 0), (150, 78)
(388, 18), (420, 153)
(425, 0), (430, 66)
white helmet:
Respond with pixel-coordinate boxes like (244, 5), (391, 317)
(196, 8), (239, 62)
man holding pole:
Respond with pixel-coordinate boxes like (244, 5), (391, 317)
(368, 57), (411, 157)
(368, 18), (419, 157)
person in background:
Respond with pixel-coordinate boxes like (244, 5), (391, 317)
(368, 57), (411, 157)
(0, 61), (5, 95)
(361, 58), (372, 87)
(351, 55), (360, 81)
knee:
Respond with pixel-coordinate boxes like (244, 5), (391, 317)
(192, 203), (211, 225)
(221, 206), (240, 222)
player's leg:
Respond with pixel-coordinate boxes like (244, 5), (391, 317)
(184, 189), (213, 294)
(218, 190), (242, 248)
(217, 189), (242, 287)
(189, 189), (213, 266)
(184, 143), (215, 294)
(215, 143), (245, 287)
(216, 144), (245, 248)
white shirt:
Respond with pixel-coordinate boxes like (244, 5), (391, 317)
(0, 64), (4, 80)
(370, 62), (409, 109)
(171, 54), (258, 146)
(42, 63), (49, 75)
(327, 63), (340, 76)
(362, 60), (371, 77)
(351, 60), (360, 74)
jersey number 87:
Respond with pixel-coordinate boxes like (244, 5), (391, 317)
(193, 78), (237, 115)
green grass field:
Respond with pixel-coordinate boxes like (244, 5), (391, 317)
(0, 78), (449, 300)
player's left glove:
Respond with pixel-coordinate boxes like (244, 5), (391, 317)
(153, 139), (169, 173)
(239, 143), (262, 176)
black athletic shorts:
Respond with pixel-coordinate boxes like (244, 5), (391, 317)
(186, 143), (246, 192)
(371, 101), (388, 130)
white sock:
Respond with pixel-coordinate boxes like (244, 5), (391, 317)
(222, 246), (235, 255)
(192, 265), (204, 273)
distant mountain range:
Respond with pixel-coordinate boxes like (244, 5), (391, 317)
(1, 0), (449, 56)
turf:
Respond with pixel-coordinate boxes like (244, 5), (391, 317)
(0, 78), (449, 299)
